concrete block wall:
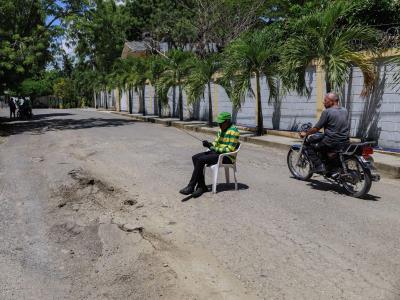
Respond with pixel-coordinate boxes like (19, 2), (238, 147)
(100, 63), (399, 149)
(341, 62), (400, 149)
(120, 90), (128, 111)
(99, 91), (115, 109)
(162, 87), (194, 119)
(198, 66), (317, 131)
(144, 85), (156, 115)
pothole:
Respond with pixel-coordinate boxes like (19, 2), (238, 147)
(123, 199), (137, 206)
(68, 169), (118, 195)
(58, 202), (67, 208)
(52, 168), (124, 212)
(68, 169), (96, 187)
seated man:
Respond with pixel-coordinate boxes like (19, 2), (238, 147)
(179, 112), (240, 198)
(300, 92), (350, 174)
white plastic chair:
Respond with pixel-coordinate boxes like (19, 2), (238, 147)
(205, 144), (241, 194)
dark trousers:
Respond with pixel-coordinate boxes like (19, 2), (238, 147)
(305, 135), (347, 168)
(9, 108), (15, 119)
(189, 151), (231, 188)
(305, 140), (329, 168)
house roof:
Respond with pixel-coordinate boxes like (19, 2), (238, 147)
(121, 41), (150, 58)
(125, 41), (149, 52)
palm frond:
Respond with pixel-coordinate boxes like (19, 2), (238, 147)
(183, 54), (221, 105)
(231, 73), (253, 109)
(281, 0), (379, 95)
(345, 52), (376, 97)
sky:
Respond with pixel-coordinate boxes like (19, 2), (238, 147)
(44, 5), (75, 69)
(45, 1), (75, 57)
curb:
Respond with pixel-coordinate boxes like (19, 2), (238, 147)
(106, 111), (400, 179)
(374, 162), (400, 179)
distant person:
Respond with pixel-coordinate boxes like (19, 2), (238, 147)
(179, 112), (240, 198)
(8, 98), (16, 119)
(22, 98), (33, 118)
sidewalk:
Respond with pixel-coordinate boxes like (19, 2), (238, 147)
(106, 111), (400, 179)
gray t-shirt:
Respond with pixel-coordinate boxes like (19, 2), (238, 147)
(315, 107), (350, 144)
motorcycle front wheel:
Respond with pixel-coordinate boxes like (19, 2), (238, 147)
(287, 149), (313, 181)
(341, 158), (372, 198)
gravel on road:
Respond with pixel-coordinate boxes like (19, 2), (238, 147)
(1, 109), (400, 300)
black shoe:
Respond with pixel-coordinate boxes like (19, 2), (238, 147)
(179, 185), (194, 195)
(313, 164), (326, 174)
(192, 186), (208, 198)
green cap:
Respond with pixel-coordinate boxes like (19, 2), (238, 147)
(216, 112), (231, 123)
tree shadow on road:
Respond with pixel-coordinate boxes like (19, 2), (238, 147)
(0, 112), (74, 124)
(32, 112), (75, 120)
(305, 178), (380, 201)
(0, 115), (136, 137)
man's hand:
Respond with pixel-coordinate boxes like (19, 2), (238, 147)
(202, 140), (212, 148)
(300, 127), (320, 138)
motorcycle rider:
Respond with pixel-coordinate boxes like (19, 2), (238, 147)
(300, 92), (350, 174)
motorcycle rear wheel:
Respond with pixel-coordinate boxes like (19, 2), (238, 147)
(287, 149), (313, 181)
(341, 158), (372, 198)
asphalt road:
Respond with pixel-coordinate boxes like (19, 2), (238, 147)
(1, 109), (400, 300)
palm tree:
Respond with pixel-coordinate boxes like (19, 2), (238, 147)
(146, 55), (167, 117)
(215, 76), (238, 123)
(125, 57), (148, 116)
(94, 71), (109, 109)
(184, 54), (221, 126)
(122, 57), (147, 115)
(134, 57), (148, 116)
(115, 58), (133, 113)
(107, 66), (121, 110)
(223, 30), (281, 136)
(158, 50), (195, 121)
(109, 58), (133, 113)
(281, 1), (379, 96)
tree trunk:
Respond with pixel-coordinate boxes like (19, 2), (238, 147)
(325, 72), (331, 93)
(156, 86), (162, 118)
(232, 105), (238, 124)
(104, 87), (108, 110)
(138, 88), (142, 114)
(172, 86), (176, 117)
(207, 81), (213, 126)
(153, 85), (158, 115)
(255, 72), (263, 136)
(178, 84), (183, 121)
(345, 67), (353, 122)
(128, 86), (133, 114)
(93, 90), (97, 109)
(142, 85), (146, 116)
(118, 88), (122, 112)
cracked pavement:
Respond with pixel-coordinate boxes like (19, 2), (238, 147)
(0, 109), (400, 299)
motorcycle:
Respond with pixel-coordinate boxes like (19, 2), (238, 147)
(16, 101), (33, 120)
(287, 123), (380, 198)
